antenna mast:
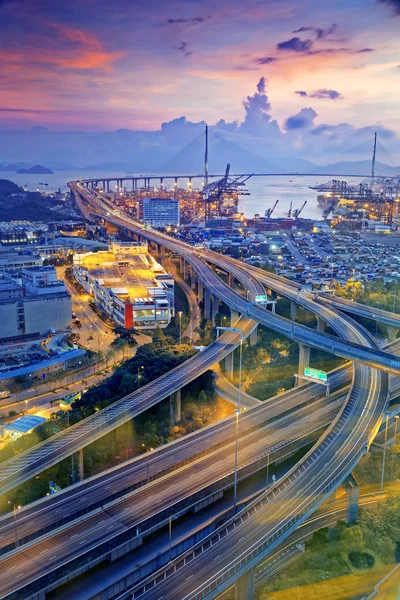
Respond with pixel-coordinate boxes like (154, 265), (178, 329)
(204, 125), (208, 188)
(371, 132), (377, 184)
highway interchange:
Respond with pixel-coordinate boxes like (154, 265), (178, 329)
(0, 181), (397, 599)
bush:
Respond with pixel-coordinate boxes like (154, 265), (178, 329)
(348, 551), (375, 569)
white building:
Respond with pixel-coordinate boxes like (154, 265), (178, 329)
(142, 198), (180, 228)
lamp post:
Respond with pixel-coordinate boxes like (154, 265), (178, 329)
(391, 415), (400, 481)
(25, 399), (28, 414)
(137, 365), (144, 389)
(8, 502), (21, 548)
(216, 325), (243, 514)
(142, 444), (153, 482)
(380, 413), (389, 491)
(178, 311), (182, 345)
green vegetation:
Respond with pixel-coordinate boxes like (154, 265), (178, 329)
(335, 279), (400, 314)
(257, 492), (400, 600)
(228, 325), (344, 401)
(1, 329), (232, 513)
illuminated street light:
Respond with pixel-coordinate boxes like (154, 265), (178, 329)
(178, 311), (182, 344)
(8, 502), (21, 548)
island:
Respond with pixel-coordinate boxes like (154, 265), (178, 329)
(16, 165), (54, 175)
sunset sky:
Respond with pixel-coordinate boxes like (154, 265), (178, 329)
(0, 0), (399, 136)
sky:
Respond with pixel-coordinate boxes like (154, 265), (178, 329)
(0, 0), (400, 165)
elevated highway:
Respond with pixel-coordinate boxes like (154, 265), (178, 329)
(67, 185), (391, 599)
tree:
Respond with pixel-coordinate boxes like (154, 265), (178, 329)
(152, 325), (167, 346)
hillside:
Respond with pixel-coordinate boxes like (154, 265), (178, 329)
(0, 179), (70, 221)
(16, 165), (54, 175)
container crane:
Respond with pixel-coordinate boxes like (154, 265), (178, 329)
(323, 201), (336, 219)
(292, 201), (307, 219)
(265, 199), (279, 218)
(287, 201), (293, 218)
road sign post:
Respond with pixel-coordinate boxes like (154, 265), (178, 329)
(295, 367), (330, 396)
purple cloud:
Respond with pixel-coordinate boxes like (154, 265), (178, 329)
(356, 48), (375, 53)
(378, 0), (400, 14)
(177, 42), (192, 56)
(285, 107), (317, 130)
(254, 56), (278, 65)
(167, 16), (212, 24)
(296, 89), (343, 100)
(277, 37), (314, 53)
(293, 24), (338, 39)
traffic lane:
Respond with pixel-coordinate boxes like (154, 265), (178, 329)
(0, 399), (339, 597)
(0, 320), (257, 495)
(0, 388), (342, 552)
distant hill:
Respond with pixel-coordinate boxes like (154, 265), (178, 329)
(0, 163), (32, 172)
(0, 179), (69, 221)
(158, 133), (285, 174)
(0, 179), (22, 195)
(16, 165), (54, 175)
(310, 160), (400, 177)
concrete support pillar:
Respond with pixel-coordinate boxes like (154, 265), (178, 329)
(204, 287), (211, 320)
(191, 270), (197, 289)
(79, 448), (84, 482)
(160, 245), (165, 264)
(387, 325), (399, 342)
(169, 390), (181, 424)
(290, 300), (298, 321)
(249, 326), (258, 347)
(343, 474), (360, 523)
(231, 309), (240, 326)
(211, 295), (219, 325)
(225, 353), (234, 380)
(298, 344), (310, 380)
(235, 568), (255, 600)
(183, 260), (188, 281)
(198, 281), (204, 303)
(228, 272), (235, 288)
(316, 316), (325, 332)
(179, 256), (184, 275)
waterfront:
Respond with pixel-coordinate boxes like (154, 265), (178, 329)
(4, 171), (362, 221)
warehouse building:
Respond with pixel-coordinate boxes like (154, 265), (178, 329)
(73, 241), (174, 330)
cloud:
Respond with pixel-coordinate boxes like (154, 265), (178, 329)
(277, 37), (314, 53)
(239, 77), (282, 138)
(177, 42), (193, 56)
(167, 16), (212, 24)
(285, 107), (317, 130)
(296, 89), (343, 100)
(355, 48), (374, 53)
(378, 0), (400, 15)
(293, 24), (338, 40)
(254, 56), (278, 65)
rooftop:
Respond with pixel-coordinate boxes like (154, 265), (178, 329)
(3, 415), (47, 434)
(77, 252), (162, 300)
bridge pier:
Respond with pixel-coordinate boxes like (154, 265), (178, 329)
(235, 567), (255, 600)
(170, 389), (181, 424)
(343, 473), (360, 523)
(316, 316), (325, 332)
(204, 287), (211, 320)
(179, 256), (184, 275)
(191, 270), (197, 289)
(183, 260), (189, 281)
(79, 448), (84, 482)
(249, 326), (258, 346)
(159, 245), (165, 264)
(298, 344), (310, 382)
(228, 272), (235, 288)
(198, 280), (204, 302)
(231, 308), (240, 326)
(290, 300), (298, 321)
(224, 353), (234, 380)
(211, 295), (219, 325)
(386, 325), (399, 342)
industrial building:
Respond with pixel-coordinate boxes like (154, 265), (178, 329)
(0, 265), (71, 341)
(142, 197), (180, 227)
(73, 241), (174, 329)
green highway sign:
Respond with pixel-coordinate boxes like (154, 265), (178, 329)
(255, 295), (268, 303)
(304, 367), (328, 382)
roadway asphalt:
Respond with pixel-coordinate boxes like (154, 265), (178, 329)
(0, 394), (342, 599)
(74, 196), (387, 600)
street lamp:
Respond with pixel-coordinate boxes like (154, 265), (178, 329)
(178, 311), (182, 345)
(137, 365), (144, 389)
(8, 502), (21, 548)
(391, 415), (400, 481)
(380, 413), (389, 491)
(142, 444), (153, 482)
(25, 399), (28, 414)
